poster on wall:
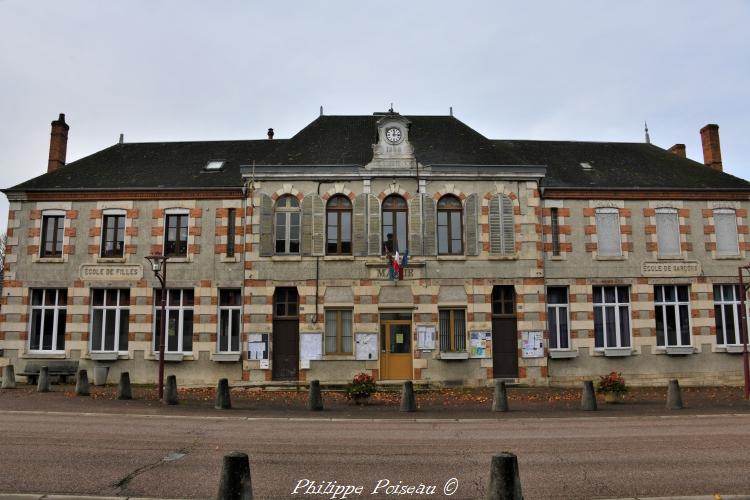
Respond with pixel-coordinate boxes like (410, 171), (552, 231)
(522, 331), (544, 358)
(300, 332), (323, 369)
(469, 330), (492, 358)
(247, 333), (269, 361)
(355, 333), (378, 360)
(416, 325), (437, 350)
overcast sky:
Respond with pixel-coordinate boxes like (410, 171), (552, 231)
(1, 1), (749, 232)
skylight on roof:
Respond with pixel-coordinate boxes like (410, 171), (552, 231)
(204, 160), (225, 171)
(580, 162), (593, 171)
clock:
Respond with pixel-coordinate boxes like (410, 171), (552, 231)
(385, 127), (402, 144)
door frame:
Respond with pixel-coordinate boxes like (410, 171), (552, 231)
(380, 318), (413, 380)
(491, 285), (519, 379)
(271, 287), (300, 381)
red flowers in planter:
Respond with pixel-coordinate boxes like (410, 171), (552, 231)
(597, 371), (627, 394)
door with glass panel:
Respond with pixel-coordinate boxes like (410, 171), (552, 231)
(380, 313), (412, 380)
(491, 286), (518, 378)
(272, 287), (299, 380)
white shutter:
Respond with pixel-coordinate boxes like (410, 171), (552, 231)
(500, 195), (515, 255)
(595, 208), (622, 256)
(311, 194), (325, 256)
(408, 196), (423, 256)
(422, 195), (437, 256)
(301, 195), (313, 256)
(656, 208), (680, 256)
(464, 194), (480, 256)
(258, 194), (274, 257)
(489, 195), (502, 255)
(714, 208), (739, 256)
(367, 195), (381, 255)
(353, 194), (368, 256)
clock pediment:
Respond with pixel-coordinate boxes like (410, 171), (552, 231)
(368, 113), (416, 170)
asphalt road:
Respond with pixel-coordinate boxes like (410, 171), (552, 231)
(0, 410), (748, 499)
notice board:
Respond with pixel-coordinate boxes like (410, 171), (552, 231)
(300, 332), (323, 369)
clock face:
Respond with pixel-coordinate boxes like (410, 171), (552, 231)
(385, 127), (402, 144)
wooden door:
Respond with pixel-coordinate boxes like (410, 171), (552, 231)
(492, 286), (518, 378)
(380, 319), (412, 380)
(272, 288), (299, 381)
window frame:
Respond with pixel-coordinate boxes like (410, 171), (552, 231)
(595, 207), (622, 257)
(101, 210), (126, 258)
(713, 284), (744, 347)
(164, 210), (189, 258)
(40, 211), (65, 258)
(439, 308), (467, 352)
(218, 288), (242, 353)
(655, 207), (681, 258)
(152, 288), (194, 354)
(593, 285), (632, 349)
(550, 207), (560, 256)
(381, 194), (408, 254)
(227, 208), (236, 258)
(713, 208), (740, 257)
(28, 288), (67, 353)
(437, 195), (463, 255)
(654, 284), (692, 348)
(324, 309), (353, 355)
(325, 195), (352, 255)
(547, 287), (570, 350)
(275, 195), (301, 255)
(89, 288), (130, 353)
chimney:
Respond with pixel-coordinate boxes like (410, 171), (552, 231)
(700, 124), (722, 171)
(47, 113), (69, 173)
(267, 128), (274, 140)
(668, 144), (686, 158)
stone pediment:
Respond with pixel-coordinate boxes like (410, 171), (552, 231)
(367, 113), (416, 171)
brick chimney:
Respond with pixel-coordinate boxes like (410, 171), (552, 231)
(267, 128), (274, 140)
(700, 124), (722, 171)
(667, 144), (686, 158)
(47, 113), (69, 173)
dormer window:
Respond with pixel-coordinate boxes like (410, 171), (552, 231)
(204, 160), (225, 171)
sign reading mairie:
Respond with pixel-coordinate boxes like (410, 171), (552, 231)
(641, 261), (701, 277)
(80, 264), (143, 281)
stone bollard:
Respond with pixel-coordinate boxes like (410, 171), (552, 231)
(75, 369), (90, 396)
(581, 380), (597, 411)
(666, 379), (683, 410)
(93, 365), (109, 386)
(492, 380), (509, 412)
(2, 365), (16, 389)
(215, 378), (232, 410)
(486, 452), (523, 500)
(117, 372), (132, 400)
(400, 381), (416, 412)
(307, 380), (323, 411)
(216, 451), (253, 500)
(164, 375), (178, 405)
(37, 366), (51, 393)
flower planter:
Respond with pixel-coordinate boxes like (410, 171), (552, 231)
(603, 392), (625, 404)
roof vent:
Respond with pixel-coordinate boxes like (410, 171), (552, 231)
(580, 162), (593, 171)
(267, 128), (274, 140)
(204, 160), (225, 171)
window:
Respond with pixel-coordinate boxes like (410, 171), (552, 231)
(439, 309), (466, 352)
(595, 207), (622, 256)
(326, 195), (352, 255)
(714, 285), (743, 346)
(41, 213), (64, 257)
(325, 309), (352, 354)
(164, 212), (188, 257)
(153, 289), (194, 353)
(550, 207), (560, 256)
(714, 208), (739, 256)
(275, 195), (300, 254)
(655, 285), (691, 347)
(227, 208), (236, 257)
(90, 289), (129, 352)
(29, 289), (67, 352)
(101, 213), (125, 258)
(437, 195), (463, 255)
(273, 287), (298, 318)
(655, 208), (680, 257)
(593, 286), (631, 349)
(382, 195), (408, 254)
(547, 287), (570, 349)
(218, 289), (241, 353)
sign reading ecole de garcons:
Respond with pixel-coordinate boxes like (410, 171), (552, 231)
(640, 261), (701, 277)
(80, 264), (143, 281)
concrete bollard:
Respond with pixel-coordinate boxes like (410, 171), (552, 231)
(307, 379), (323, 411)
(93, 365), (109, 386)
(666, 379), (683, 410)
(486, 452), (523, 500)
(216, 451), (253, 500)
(37, 366), (50, 393)
(492, 380), (509, 412)
(2, 365), (16, 389)
(164, 375), (178, 405)
(581, 380), (597, 411)
(215, 378), (232, 410)
(117, 372), (132, 400)
(75, 369), (90, 396)
(400, 381), (416, 412)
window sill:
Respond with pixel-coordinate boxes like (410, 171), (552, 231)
(322, 354), (355, 361)
(149, 353), (190, 362)
(89, 352), (120, 361)
(595, 255), (625, 261)
(603, 347), (633, 357)
(439, 351), (469, 360)
(437, 255), (466, 261)
(548, 349), (578, 359)
(220, 255), (241, 263)
(97, 257), (127, 264)
(33, 257), (67, 264)
(549, 255), (566, 261)
(165, 257), (193, 264)
(723, 345), (746, 354)
(662, 346), (694, 355)
(323, 256), (355, 261)
(487, 254), (518, 261)
(21, 352), (67, 359)
(211, 352), (241, 362)
(271, 255), (302, 262)
(714, 255), (742, 260)
(656, 255), (685, 261)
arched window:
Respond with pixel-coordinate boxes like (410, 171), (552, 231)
(381, 195), (408, 254)
(437, 195), (463, 255)
(326, 195), (352, 255)
(275, 195), (300, 254)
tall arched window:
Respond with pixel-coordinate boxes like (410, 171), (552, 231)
(437, 195), (463, 255)
(381, 195), (408, 254)
(275, 195), (300, 254)
(326, 195), (352, 255)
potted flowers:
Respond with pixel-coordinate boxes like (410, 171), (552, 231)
(597, 371), (627, 403)
(345, 372), (377, 405)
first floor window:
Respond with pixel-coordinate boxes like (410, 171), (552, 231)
(714, 284), (743, 346)
(595, 207), (622, 256)
(714, 208), (740, 256)
(325, 309), (352, 354)
(593, 286), (631, 348)
(165, 213), (188, 257)
(655, 285), (691, 347)
(439, 309), (466, 352)
(91, 289), (129, 352)
(218, 289), (241, 352)
(41, 213), (64, 257)
(101, 213), (125, 257)
(547, 287), (569, 349)
(153, 288), (194, 353)
(29, 289), (67, 351)
(227, 208), (237, 257)
(550, 207), (560, 256)
(656, 207), (680, 257)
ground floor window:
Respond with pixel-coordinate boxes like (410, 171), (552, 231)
(91, 289), (129, 352)
(218, 289), (241, 352)
(593, 285), (631, 349)
(547, 287), (569, 349)
(153, 288), (194, 353)
(714, 284), (743, 346)
(29, 289), (67, 352)
(439, 309), (466, 352)
(655, 285), (691, 347)
(325, 309), (353, 354)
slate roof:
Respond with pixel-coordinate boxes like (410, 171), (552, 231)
(5, 114), (749, 192)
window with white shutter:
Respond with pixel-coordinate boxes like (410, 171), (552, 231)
(714, 208), (739, 256)
(595, 208), (622, 256)
(655, 208), (680, 257)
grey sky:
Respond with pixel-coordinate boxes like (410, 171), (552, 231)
(1, 1), (748, 232)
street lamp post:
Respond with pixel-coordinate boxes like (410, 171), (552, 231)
(145, 255), (169, 400)
(737, 265), (750, 400)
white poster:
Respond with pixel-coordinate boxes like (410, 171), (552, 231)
(522, 331), (544, 358)
(300, 332), (323, 369)
(355, 333), (378, 360)
(416, 325), (437, 350)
